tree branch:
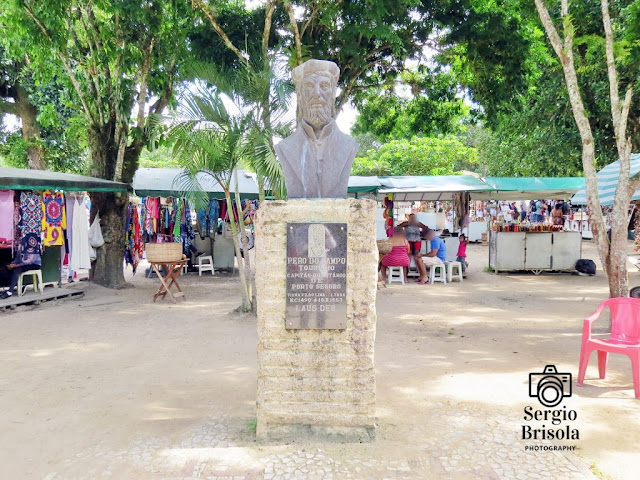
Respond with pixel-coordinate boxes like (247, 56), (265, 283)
(23, 2), (96, 124)
(137, 38), (155, 128)
(78, 9), (105, 126)
(284, 0), (302, 64)
(190, 0), (250, 68)
(262, 0), (276, 64)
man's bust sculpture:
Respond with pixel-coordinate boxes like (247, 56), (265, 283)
(275, 59), (359, 199)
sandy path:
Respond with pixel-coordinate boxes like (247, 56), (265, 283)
(0, 241), (638, 479)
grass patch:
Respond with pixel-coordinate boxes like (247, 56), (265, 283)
(247, 418), (257, 433)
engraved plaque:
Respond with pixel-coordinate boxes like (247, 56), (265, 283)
(286, 222), (347, 329)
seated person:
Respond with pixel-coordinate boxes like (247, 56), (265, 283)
(379, 227), (411, 282)
(397, 214), (427, 257)
(0, 235), (42, 299)
(415, 229), (447, 285)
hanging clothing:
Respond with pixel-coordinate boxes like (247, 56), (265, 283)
(181, 201), (196, 256)
(172, 199), (182, 241)
(19, 191), (43, 245)
(42, 190), (67, 246)
(0, 190), (14, 243)
(144, 197), (159, 234)
(124, 203), (144, 273)
(196, 200), (219, 239)
(70, 198), (91, 271)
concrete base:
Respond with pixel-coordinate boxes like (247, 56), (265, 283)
(254, 199), (378, 442)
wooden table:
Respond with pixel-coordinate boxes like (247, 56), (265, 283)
(150, 260), (187, 303)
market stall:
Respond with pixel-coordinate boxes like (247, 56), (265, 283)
(375, 175), (494, 275)
(132, 168), (260, 271)
(572, 155), (640, 239)
(468, 176), (584, 273)
(0, 168), (129, 296)
(489, 229), (582, 274)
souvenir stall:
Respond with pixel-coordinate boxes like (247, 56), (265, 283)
(471, 176), (585, 274)
(378, 175), (493, 260)
(132, 168), (261, 271)
(0, 168), (129, 294)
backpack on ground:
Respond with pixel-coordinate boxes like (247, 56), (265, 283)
(576, 259), (596, 276)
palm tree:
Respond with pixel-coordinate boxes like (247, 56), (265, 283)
(185, 60), (294, 199)
(169, 61), (292, 312)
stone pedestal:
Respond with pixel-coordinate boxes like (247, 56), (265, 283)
(254, 199), (377, 442)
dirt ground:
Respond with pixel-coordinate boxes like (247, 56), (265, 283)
(1, 240), (639, 479)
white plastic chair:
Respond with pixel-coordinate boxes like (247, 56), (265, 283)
(387, 266), (405, 284)
(429, 264), (447, 285)
(197, 255), (214, 276)
(446, 261), (463, 283)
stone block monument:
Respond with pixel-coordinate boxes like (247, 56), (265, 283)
(254, 59), (378, 442)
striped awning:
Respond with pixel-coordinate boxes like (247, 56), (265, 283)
(572, 154), (640, 206)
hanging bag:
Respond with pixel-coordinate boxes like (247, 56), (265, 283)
(89, 214), (105, 248)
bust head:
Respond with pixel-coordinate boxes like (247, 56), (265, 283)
(292, 60), (339, 130)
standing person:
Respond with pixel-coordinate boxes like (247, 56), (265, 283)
(531, 200), (543, 223)
(0, 234), (42, 299)
(457, 234), (469, 275)
(552, 201), (565, 226)
(397, 214), (428, 258)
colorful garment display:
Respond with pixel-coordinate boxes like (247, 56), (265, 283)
(42, 190), (67, 246)
(196, 200), (219, 239)
(19, 191), (43, 246)
(124, 203), (144, 273)
(172, 199), (182, 241)
(144, 197), (159, 234)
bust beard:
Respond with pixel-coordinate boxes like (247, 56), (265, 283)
(303, 104), (333, 130)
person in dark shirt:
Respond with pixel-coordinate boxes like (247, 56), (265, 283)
(0, 240), (42, 299)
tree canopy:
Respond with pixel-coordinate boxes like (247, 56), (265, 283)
(352, 136), (478, 176)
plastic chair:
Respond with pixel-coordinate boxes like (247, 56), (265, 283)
(197, 255), (214, 276)
(387, 266), (405, 285)
(429, 264), (447, 285)
(406, 257), (420, 278)
(578, 298), (640, 399)
(17, 269), (44, 297)
(446, 261), (463, 283)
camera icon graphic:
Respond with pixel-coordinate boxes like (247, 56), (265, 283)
(529, 365), (572, 407)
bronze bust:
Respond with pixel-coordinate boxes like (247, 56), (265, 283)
(275, 60), (359, 199)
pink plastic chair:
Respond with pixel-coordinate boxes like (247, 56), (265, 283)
(578, 298), (640, 398)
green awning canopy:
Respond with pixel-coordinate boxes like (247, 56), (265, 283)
(473, 177), (585, 200)
(348, 176), (381, 194)
(378, 175), (493, 201)
(133, 167), (260, 200)
(0, 167), (131, 192)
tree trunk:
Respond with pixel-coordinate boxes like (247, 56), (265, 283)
(89, 191), (128, 288)
(234, 169), (256, 312)
(13, 84), (45, 170)
(225, 188), (252, 312)
(87, 125), (128, 288)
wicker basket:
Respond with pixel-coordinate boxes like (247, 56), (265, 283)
(145, 242), (183, 263)
(377, 239), (393, 255)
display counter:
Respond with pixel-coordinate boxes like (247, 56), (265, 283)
(466, 221), (488, 242)
(489, 231), (581, 274)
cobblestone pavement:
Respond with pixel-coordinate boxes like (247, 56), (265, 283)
(43, 400), (596, 480)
